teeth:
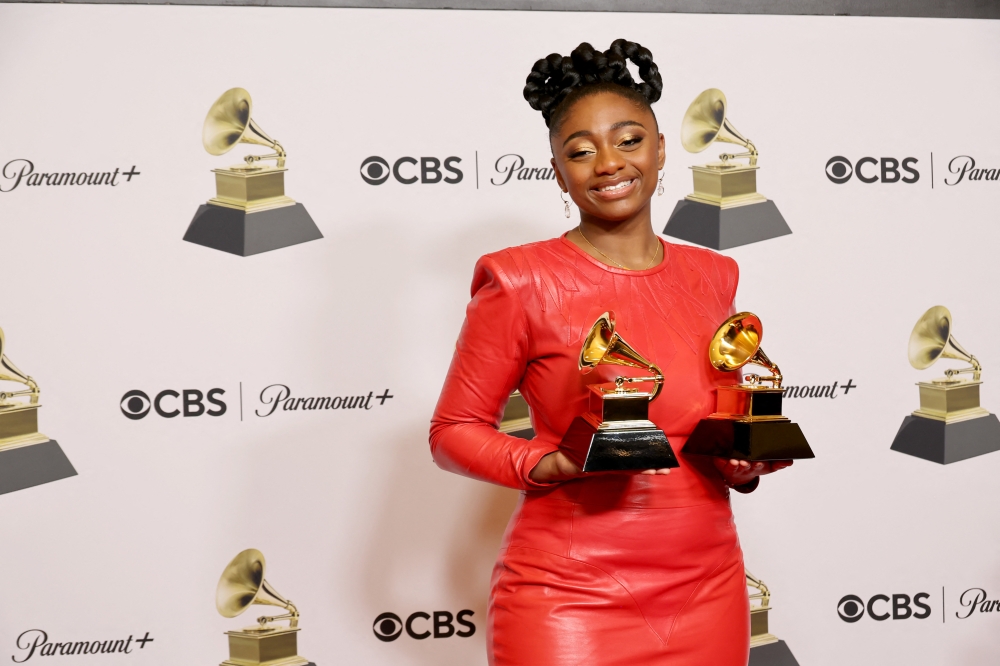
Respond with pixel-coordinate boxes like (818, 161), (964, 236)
(599, 180), (633, 192)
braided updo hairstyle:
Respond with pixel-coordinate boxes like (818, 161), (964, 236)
(523, 39), (662, 133)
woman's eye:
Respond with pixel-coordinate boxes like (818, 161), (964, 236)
(618, 136), (643, 148)
(569, 149), (594, 159)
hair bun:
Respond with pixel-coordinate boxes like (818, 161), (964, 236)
(523, 39), (662, 126)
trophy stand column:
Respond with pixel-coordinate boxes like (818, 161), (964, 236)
(663, 165), (791, 251)
(185, 167), (323, 257)
(890, 381), (1000, 464)
(0, 405), (76, 496)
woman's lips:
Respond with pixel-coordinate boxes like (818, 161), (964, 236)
(591, 178), (637, 201)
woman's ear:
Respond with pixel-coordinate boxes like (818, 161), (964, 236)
(657, 133), (666, 170)
(551, 157), (568, 193)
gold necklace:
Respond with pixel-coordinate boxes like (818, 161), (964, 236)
(577, 225), (660, 270)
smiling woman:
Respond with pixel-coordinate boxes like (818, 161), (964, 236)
(429, 38), (793, 666)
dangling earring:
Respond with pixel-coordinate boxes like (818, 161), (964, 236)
(561, 191), (571, 218)
(657, 172), (664, 197)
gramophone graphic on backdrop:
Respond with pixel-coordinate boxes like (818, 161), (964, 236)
(215, 549), (315, 666)
(890, 306), (1000, 464)
(746, 570), (800, 666)
(0, 326), (76, 496)
(184, 88), (323, 257)
(663, 89), (791, 250)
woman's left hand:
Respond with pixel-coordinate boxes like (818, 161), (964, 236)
(713, 458), (793, 487)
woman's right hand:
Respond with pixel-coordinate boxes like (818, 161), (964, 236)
(529, 451), (582, 484)
(529, 451), (672, 484)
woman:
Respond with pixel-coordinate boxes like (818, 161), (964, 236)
(429, 39), (792, 665)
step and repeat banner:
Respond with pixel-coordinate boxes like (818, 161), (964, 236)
(1, 5), (999, 666)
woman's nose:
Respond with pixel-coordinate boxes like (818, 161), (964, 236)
(594, 149), (624, 176)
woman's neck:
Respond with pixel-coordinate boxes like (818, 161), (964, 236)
(568, 205), (661, 270)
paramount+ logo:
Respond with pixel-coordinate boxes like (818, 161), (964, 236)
(360, 156), (463, 185)
(372, 610), (475, 642)
(837, 592), (931, 623)
(826, 156), (920, 184)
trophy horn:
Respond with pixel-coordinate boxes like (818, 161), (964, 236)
(202, 88), (286, 168)
(680, 88), (758, 166)
(907, 306), (981, 381)
(579, 312), (664, 399)
(708, 312), (783, 388)
(0, 326), (40, 404)
(216, 549), (299, 628)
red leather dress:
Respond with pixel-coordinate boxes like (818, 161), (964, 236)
(430, 235), (751, 665)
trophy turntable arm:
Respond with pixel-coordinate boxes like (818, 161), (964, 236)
(0, 369), (40, 403)
(944, 355), (982, 382)
(615, 374), (665, 399)
(256, 605), (300, 628)
(742, 347), (782, 388)
(718, 139), (758, 167)
(243, 140), (287, 168)
(745, 569), (771, 607)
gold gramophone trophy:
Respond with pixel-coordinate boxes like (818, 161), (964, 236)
(558, 312), (678, 472)
(684, 313), (813, 460)
(0, 326), (76, 495)
(215, 549), (314, 666)
(746, 570), (800, 666)
(663, 89), (791, 250)
(184, 88), (323, 257)
(890, 306), (1000, 464)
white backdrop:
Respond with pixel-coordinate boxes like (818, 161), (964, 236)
(1, 5), (999, 665)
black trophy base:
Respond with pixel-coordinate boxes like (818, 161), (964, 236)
(0, 439), (77, 496)
(560, 416), (679, 472)
(890, 414), (1000, 464)
(663, 199), (791, 250)
(184, 203), (323, 257)
(749, 641), (800, 666)
(684, 419), (814, 461)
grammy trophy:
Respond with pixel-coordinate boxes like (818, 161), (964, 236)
(663, 89), (791, 250)
(184, 88), (323, 257)
(558, 312), (679, 472)
(0, 325), (76, 495)
(215, 549), (314, 666)
(684, 313), (814, 461)
(746, 570), (801, 666)
(890, 306), (1000, 464)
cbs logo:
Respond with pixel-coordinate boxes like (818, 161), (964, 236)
(826, 156), (919, 184)
(120, 389), (227, 420)
(360, 156), (463, 185)
(837, 593), (931, 623)
(372, 610), (475, 642)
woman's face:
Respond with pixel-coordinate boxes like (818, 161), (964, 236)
(551, 91), (665, 224)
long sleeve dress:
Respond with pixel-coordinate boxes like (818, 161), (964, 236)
(430, 234), (752, 666)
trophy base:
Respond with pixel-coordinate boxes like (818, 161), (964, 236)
(662, 199), (791, 250)
(890, 413), (1000, 464)
(184, 203), (323, 257)
(560, 416), (678, 472)
(749, 640), (800, 666)
(0, 439), (76, 496)
(683, 419), (814, 461)
(222, 627), (311, 666)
